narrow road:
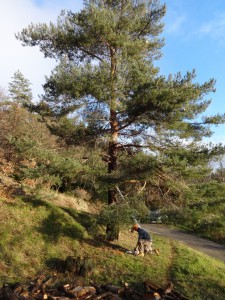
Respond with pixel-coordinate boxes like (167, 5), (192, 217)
(142, 223), (225, 263)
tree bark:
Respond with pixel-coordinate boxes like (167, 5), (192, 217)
(106, 115), (119, 240)
(106, 48), (120, 241)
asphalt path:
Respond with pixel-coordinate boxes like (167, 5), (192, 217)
(141, 223), (225, 263)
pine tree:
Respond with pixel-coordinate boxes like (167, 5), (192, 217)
(8, 70), (33, 105)
(16, 0), (225, 240)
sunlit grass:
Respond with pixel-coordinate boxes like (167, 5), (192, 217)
(0, 194), (224, 299)
(169, 244), (225, 299)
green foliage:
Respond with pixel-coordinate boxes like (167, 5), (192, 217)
(0, 97), (105, 192)
(11, 142), (84, 190)
(118, 151), (158, 180)
(98, 190), (151, 237)
(163, 181), (225, 244)
(11, 133), (108, 194)
(99, 202), (135, 227)
(0, 100), (58, 176)
(8, 70), (33, 105)
(49, 116), (97, 146)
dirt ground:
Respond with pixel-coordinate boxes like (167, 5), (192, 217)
(142, 223), (225, 263)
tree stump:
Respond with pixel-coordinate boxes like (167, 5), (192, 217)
(65, 255), (94, 277)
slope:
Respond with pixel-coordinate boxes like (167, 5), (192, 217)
(0, 187), (224, 299)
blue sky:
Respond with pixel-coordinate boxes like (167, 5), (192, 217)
(158, 0), (225, 144)
(1, 0), (225, 144)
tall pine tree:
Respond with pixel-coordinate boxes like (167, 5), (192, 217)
(17, 0), (225, 240)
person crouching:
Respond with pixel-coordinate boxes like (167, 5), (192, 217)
(131, 224), (153, 257)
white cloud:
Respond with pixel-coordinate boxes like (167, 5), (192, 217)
(198, 13), (225, 44)
(162, 2), (187, 36)
(0, 0), (82, 101)
(165, 14), (186, 34)
(199, 23), (213, 34)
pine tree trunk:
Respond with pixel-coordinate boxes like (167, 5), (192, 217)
(106, 109), (119, 240)
(106, 173), (119, 241)
(106, 48), (120, 241)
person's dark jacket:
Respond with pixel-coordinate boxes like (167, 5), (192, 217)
(137, 227), (152, 241)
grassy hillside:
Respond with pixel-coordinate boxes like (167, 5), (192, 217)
(0, 188), (225, 300)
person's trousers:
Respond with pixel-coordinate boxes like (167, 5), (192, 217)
(135, 239), (153, 254)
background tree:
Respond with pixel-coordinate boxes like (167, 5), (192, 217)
(17, 0), (225, 240)
(0, 71), (33, 162)
(8, 70), (33, 106)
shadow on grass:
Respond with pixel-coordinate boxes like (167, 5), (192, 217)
(20, 194), (128, 252)
(84, 237), (129, 254)
(20, 195), (85, 242)
(38, 210), (85, 242)
(60, 207), (97, 232)
(60, 207), (129, 252)
(45, 258), (66, 273)
(20, 194), (54, 208)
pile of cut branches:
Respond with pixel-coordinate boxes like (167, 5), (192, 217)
(0, 274), (189, 300)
